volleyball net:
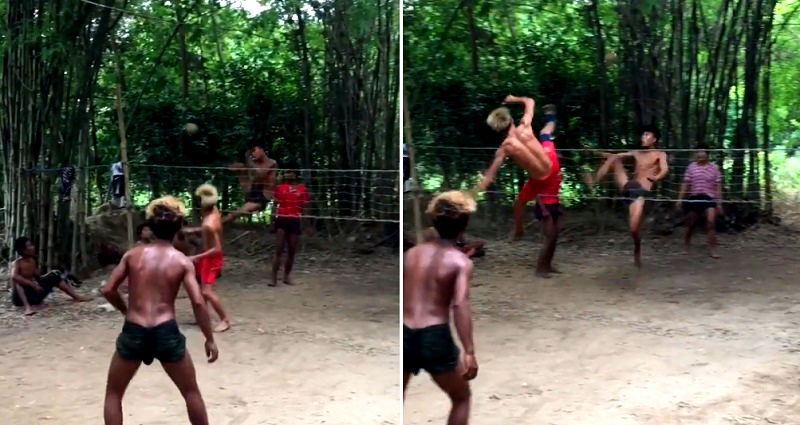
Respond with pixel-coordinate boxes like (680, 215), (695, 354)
(59, 164), (400, 224)
(408, 146), (800, 207)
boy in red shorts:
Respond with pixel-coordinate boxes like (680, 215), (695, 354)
(185, 184), (230, 332)
(511, 104), (562, 277)
(271, 163), (310, 286)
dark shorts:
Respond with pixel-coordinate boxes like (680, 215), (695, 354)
(534, 203), (562, 221)
(622, 181), (651, 204)
(275, 216), (302, 235)
(245, 184), (268, 209)
(116, 320), (186, 365)
(404, 324), (459, 376)
(11, 272), (61, 306)
(683, 194), (716, 214)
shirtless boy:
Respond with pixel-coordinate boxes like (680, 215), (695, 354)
(477, 95), (553, 191)
(225, 145), (278, 223)
(184, 184), (231, 332)
(585, 125), (669, 267)
(404, 191), (478, 425)
(10, 237), (91, 315)
(101, 196), (218, 425)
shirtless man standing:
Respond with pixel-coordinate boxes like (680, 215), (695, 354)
(10, 237), (91, 316)
(477, 95), (553, 191)
(585, 125), (669, 267)
(225, 145), (278, 223)
(101, 196), (218, 425)
(185, 184), (231, 332)
(404, 191), (478, 425)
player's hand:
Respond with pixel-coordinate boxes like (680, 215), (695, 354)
(205, 339), (219, 363)
(502, 95), (514, 104)
(462, 353), (478, 380)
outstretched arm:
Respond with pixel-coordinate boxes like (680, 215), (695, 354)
(477, 148), (506, 191)
(101, 253), (130, 316)
(190, 225), (221, 262)
(504, 95), (535, 127)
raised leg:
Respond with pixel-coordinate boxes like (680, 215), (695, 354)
(223, 202), (263, 224)
(628, 198), (645, 268)
(104, 353), (142, 425)
(161, 353), (209, 425)
(430, 370), (472, 425)
(503, 137), (551, 180)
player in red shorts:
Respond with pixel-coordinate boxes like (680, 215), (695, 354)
(271, 163), (310, 286)
(185, 184), (230, 332)
(511, 104), (562, 278)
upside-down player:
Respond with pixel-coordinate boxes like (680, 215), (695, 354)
(584, 125), (669, 267)
(404, 191), (478, 425)
(101, 196), (218, 425)
(511, 104), (563, 278)
(477, 95), (553, 191)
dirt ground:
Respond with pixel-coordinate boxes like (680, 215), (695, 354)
(0, 246), (399, 425)
(404, 224), (800, 425)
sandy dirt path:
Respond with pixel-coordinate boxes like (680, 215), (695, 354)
(0, 252), (399, 425)
(404, 228), (800, 425)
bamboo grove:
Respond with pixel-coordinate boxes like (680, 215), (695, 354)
(1, 0), (399, 271)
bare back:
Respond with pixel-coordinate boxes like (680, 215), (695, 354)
(403, 241), (471, 328)
(252, 157), (278, 195)
(123, 243), (193, 327)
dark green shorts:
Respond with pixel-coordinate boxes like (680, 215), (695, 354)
(11, 272), (61, 306)
(404, 323), (459, 375)
(116, 320), (186, 365)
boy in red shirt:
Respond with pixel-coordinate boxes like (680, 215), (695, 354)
(511, 104), (562, 277)
(271, 163), (310, 286)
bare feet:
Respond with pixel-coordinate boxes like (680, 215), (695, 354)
(535, 269), (551, 279)
(268, 280), (278, 287)
(634, 251), (642, 269)
(75, 295), (93, 302)
(511, 230), (525, 241)
(283, 276), (294, 285)
(683, 244), (691, 255)
(709, 250), (720, 259)
(214, 320), (231, 333)
(23, 308), (36, 316)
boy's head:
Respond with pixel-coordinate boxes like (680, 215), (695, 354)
(249, 144), (267, 161)
(195, 183), (219, 211)
(486, 107), (512, 134)
(14, 237), (35, 257)
(283, 161), (301, 182)
(640, 125), (661, 147)
(694, 143), (709, 162)
(145, 196), (187, 241)
(136, 223), (154, 243)
(426, 191), (477, 240)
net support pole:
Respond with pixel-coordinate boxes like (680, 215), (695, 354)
(114, 52), (134, 247)
(403, 88), (424, 244)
